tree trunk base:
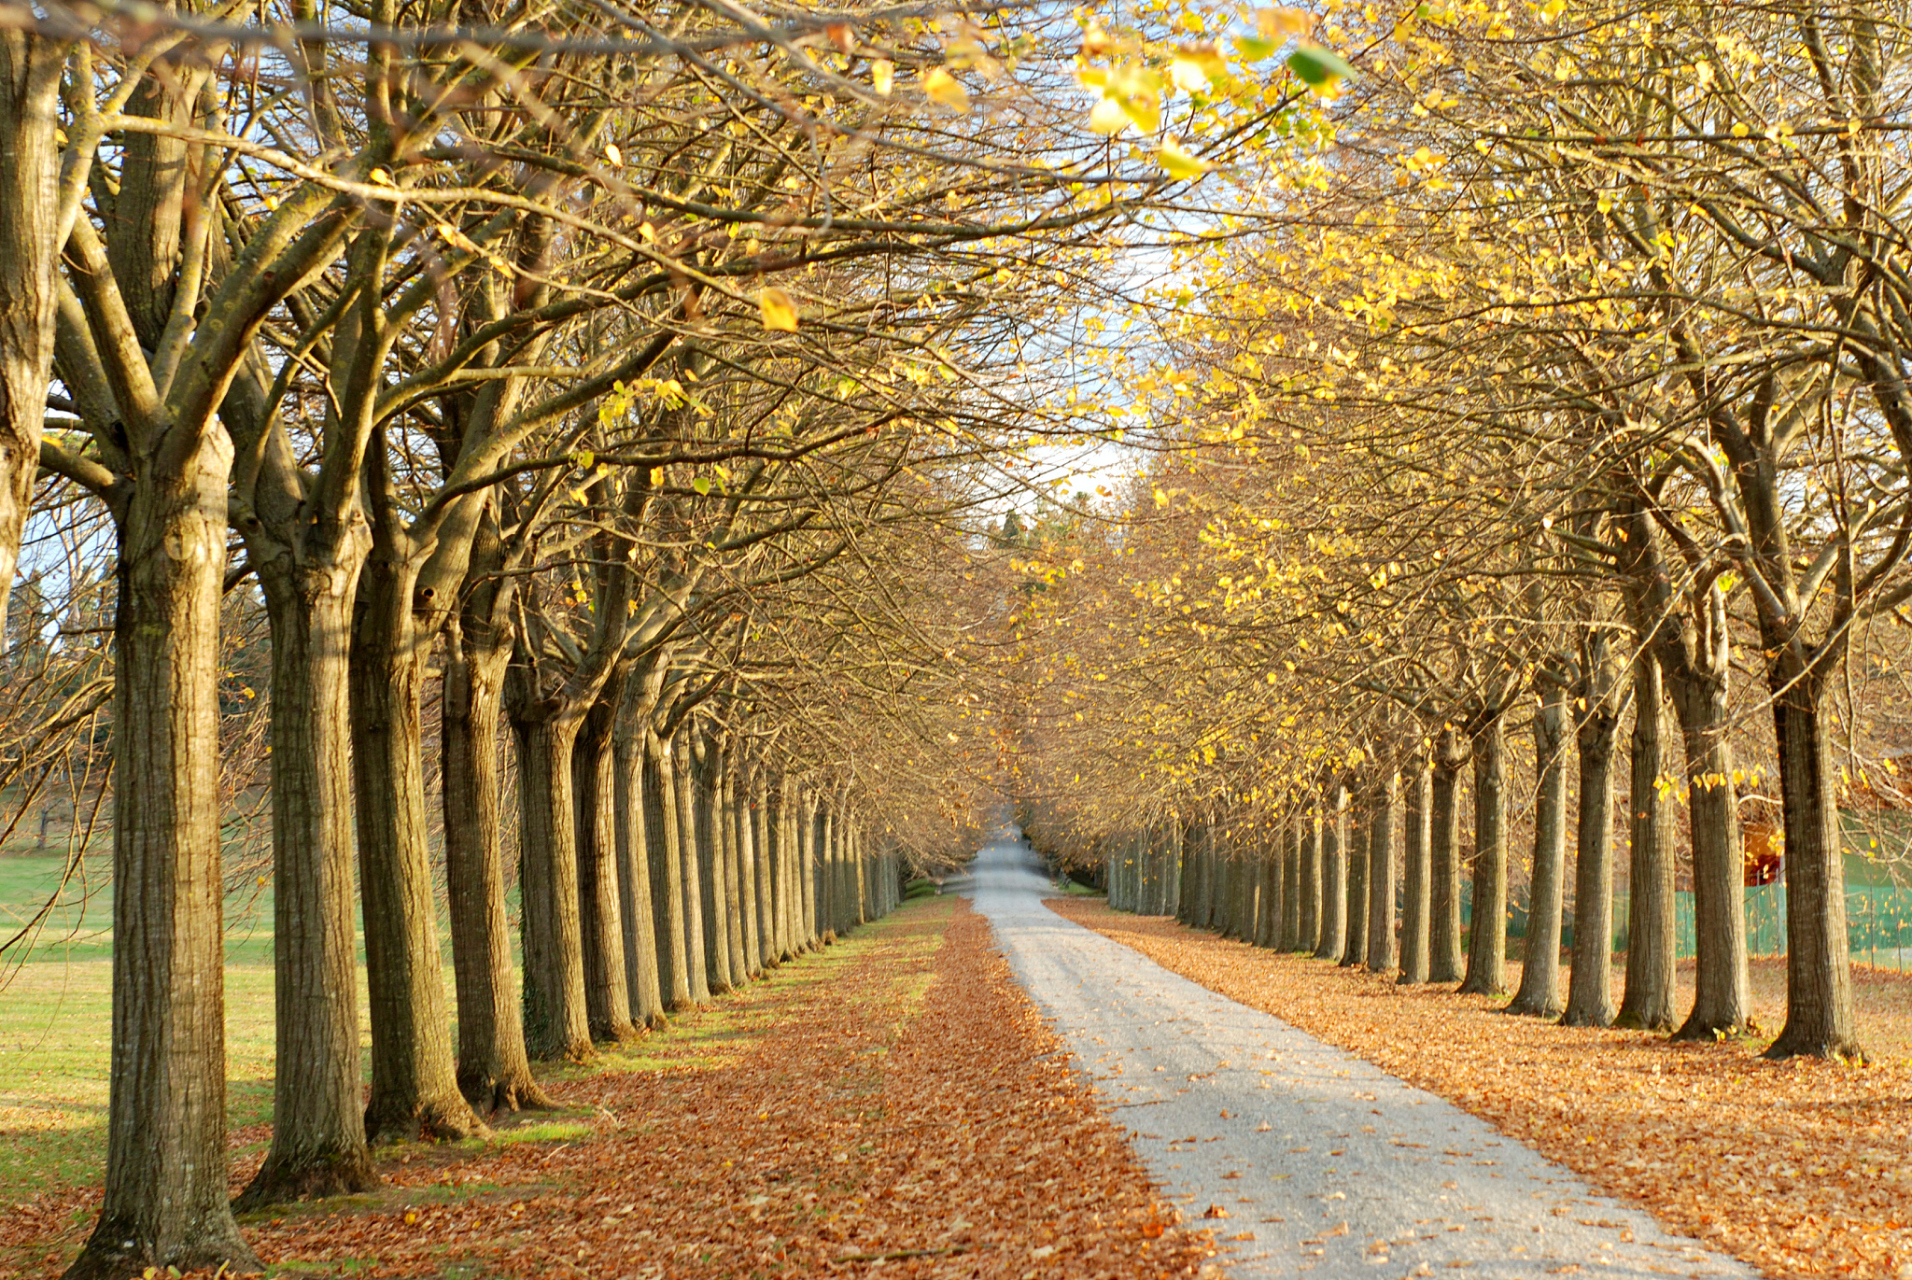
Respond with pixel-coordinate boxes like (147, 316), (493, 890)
(1612, 1006), (1674, 1032)
(364, 1095), (489, 1144)
(234, 1146), (380, 1212)
(63, 1220), (262, 1280)
(1672, 1012), (1747, 1043)
(1426, 964), (1462, 984)
(1558, 1003), (1615, 1029)
(591, 1018), (644, 1045)
(1504, 994), (1562, 1019)
(1457, 975), (1504, 997)
(1763, 1026), (1866, 1064)
(460, 1069), (555, 1115)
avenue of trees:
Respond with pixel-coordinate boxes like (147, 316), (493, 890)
(0, 0), (1366, 1274)
(1013, 0), (1912, 1068)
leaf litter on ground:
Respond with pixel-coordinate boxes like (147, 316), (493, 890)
(11, 895), (1217, 1278)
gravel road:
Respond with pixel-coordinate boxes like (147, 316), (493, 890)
(966, 834), (1756, 1280)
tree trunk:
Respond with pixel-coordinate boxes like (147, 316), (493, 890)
(738, 769), (765, 975)
(1564, 640), (1622, 1029)
(1340, 792), (1367, 966)
(1429, 731), (1467, 983)
(752, 773), (779, 969)
(644, 729), (692, 1011)
(1399, 760), (1431, 984)
(692, 736), (734, 992)
(1617, 652), (1677, 1031)
(350, 554), (482, 1140)
(65, 462), (262, 1280)
(1256, 838), (1279, 948)
(1666, 671), (1751, 1040)
(441, 620), (549, 1108)
(726, 766), (758, 980)
(1315, 786), (1346, 960)
(613, 701), (665, 1028)
(235, 558), (379, 1206)
(1460, 714), (1508, 996)
(574, 691), (638, 1042)
(1297, 810), (1320, 952)
(1280, 815), (1302, 950)
(1509, 685), (1569, 1017)
(673, 733), (711, 1001)
(1765, 668), (1863, 1060)
(509, 712), (594, 1061)
(0, 31), (63, 638)
(798, 791), (819, 950)
(1367, 772), (1398, 973)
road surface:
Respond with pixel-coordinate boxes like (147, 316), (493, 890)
(965, 832), (1753, 1280)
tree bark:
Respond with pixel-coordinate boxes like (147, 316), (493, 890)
(351, 553), (482, 1140)
(1280, 814), (1302, 950)
(752, 771), (778, 969)
(65, 455), (262, 1280)
(725, 764), (758, 980)
(237, 560), (378, 1206)
(1429, 728), (1467, 983)
(1399, 760), (1431, 984)
(1341, 791), (1367, 967)
(574, 688), (638, 1042)
(1460, 714), (1509, 996)
(0, 31), (64, 636)
(1667, 670), (1751, 1040)
(1366, 771), (1398, 973)
(613, 695), (665, 1028)
(644, 729), (693, 1011)
(441, 616), (549, 1108)
(674, 732), (711, 1000)
(1297, 810), (1320, 953)
(1765, 667), (1863, 1060)
(1509, 684), (1569, 1017)
(1564, 634), (1623, 1029)
(1315, 786), (1346, 960)
(508, 710), (593, 1061)
(1617, 650), (1677, 1031)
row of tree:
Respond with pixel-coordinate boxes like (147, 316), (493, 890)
(1008, 0), (1912, 1069)
(0, 0), (1367, 1273)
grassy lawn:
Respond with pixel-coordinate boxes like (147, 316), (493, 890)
(1, 850), (384, 1205)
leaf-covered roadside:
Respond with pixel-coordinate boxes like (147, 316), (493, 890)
(1047, 898), (1912, 1280)
(12, 895), (1215, 1278)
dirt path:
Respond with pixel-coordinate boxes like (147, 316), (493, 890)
(966, 838), (1754, 1280)
(13, 894), (1214, 1278)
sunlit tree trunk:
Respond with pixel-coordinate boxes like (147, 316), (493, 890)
(508, 708), (593, 1061)
(1399, 759), (1431, 984)
(1617, 652), (1676, 1030)
(1297, 809), (1320, 953)
(1366, 770), (1398, 973)
(1315, 784), (1346, 960)
(1564, 632), (1622, 1029)
(1280, 813), (1302, 950)
(1340, 788), (1367, 967)
(353, 553), (483, 1135)
(1510, 684), (1569, 1017)
(441, 612), (548, 1110)
(673, 733), (711, 1001)
(67, 454), (262, 1280)
(1429, 728), (1467, 983)
(575, 686), (638, 1042)
(1460, 713), (1509, 996)
(645, 729), (692, 1011)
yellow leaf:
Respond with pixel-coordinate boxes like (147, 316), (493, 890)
(367, 167), (396, 186)
(1088, 97), (1131, 134)
(921, 66), (970, 111)
(759, 287), (800, 331)
(604, 143), (623, 166)
(871, 58), (893, 95)
(1158, 138), (1213, 179)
